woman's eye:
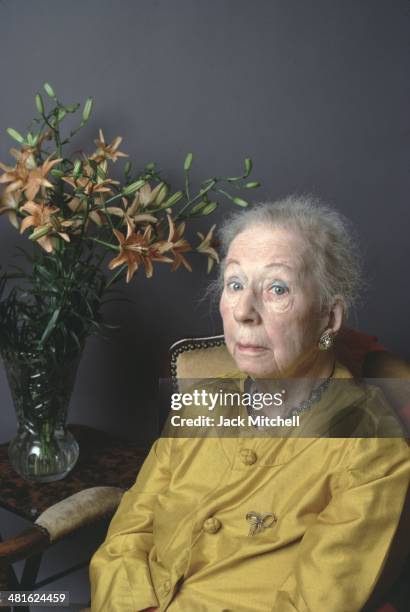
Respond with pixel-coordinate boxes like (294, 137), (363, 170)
(269, 283), (288, 296)
(227, 281), (243, 292)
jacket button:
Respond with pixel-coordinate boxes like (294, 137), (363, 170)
(203, 517), (222, 533)
(240, 448), (257, 465)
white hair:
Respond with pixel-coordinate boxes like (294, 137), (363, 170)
(207, 194), (363, 315)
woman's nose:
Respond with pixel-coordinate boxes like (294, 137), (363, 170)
(233, 289), (261, 324)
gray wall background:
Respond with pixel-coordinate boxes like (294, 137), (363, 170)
(0, 1), (409, 606)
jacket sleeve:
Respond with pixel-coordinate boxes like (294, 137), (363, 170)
(89, 437), (171, 612)
(270, 437), (410, 612)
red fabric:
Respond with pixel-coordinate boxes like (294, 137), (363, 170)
(336, 328), (409, 612)
(335, 326), (385, 377)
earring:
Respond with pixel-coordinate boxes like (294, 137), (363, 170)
(318, 331), (334, 351)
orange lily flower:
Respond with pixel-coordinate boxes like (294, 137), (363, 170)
(108, 219), (173, 282)
(166, 215), (192, 272)
(128, 182), (167, 210)
(9, 147), (37, 170)
(24, 155), (62, 201)
(0, 150), (59, 200)
(91, 129), (128, 163)
(62, 174), (118, 196)
(196, 224), (220, 273)
(0, 160), (29, 194)
(19, 201), (70, 253)
(68, 196), (107, 227)
(0, 189), (22, 229)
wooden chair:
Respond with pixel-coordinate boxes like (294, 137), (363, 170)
(169, 328), (410, 612)
(2, 328), (409, 612)
(0, 426), (147, 612)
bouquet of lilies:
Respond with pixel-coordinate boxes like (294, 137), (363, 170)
(0, 84), (259, 365)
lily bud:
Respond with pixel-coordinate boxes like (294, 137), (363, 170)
(65, 103), (80, 113)
(35, 94), (45, 115)
(155, 183), (168, 205)
(233, 197), (248, 207)
(163, 191), (183, 207)
(123, 180), (146, 196)
(184, 152), (193, 171)
(29, 224), (52, 241)
(191, 201), (207, 214)
(244, 181), (260, 189)
(244, 158), (252, 177)
(202, 202), (218, 215)
(43, 82), (56, 99)
(82, 98), (93, 123)
(6, 128), (24, 144)
(73, 160), (82, 177)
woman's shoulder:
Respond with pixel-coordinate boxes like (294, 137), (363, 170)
(324, 361), (407, 438)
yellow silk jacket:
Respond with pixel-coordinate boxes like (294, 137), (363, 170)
(89, 363), (410, 611)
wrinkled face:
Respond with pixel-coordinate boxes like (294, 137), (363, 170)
(219, 224), (326, 378)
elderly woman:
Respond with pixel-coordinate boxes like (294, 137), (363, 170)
(89, 196), (410, 612)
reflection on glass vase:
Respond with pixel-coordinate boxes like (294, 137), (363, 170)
(3, 348), (82, 482)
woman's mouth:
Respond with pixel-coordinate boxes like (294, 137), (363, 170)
(236, 343), (268, 354)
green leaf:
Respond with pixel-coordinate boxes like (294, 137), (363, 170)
(35, 94), (45, 114)
(244, 158), (252, 177)
(101, 322), (121, 330)
(69, 330), (82, 352)
(202, 202), (218, 215)
(50, 168), (65, 178)
(233, 197), (248, 207)
(6, 128), (24, 144)
(39, 307), (61, 346)
(43, 82), (56, 99)
(82, 97), (93, 123)
(124, 161), (132, 175)
(33, 263), (55, 283)
(96, 164), (107, 180)
(184, 152), (193, 171)
(31, 289), (60, 298)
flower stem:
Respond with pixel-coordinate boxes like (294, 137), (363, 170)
(88, 237), (120, 251)
(174, 179), (217, 221)
(106, 263), (128, 288)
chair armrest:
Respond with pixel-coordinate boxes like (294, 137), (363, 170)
(0, 524), (51, 566)
(0, 486), (124, 567)
(34, 486), (125, 543)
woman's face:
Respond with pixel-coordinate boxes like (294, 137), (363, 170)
(219, 224), (327, 378)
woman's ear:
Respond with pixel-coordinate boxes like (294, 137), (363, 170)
(325, 298), (345, 335)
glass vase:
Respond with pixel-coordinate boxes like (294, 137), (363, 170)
(2, 348), (82, 483)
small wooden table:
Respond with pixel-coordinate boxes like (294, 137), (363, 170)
(0, 424), (148, 611)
